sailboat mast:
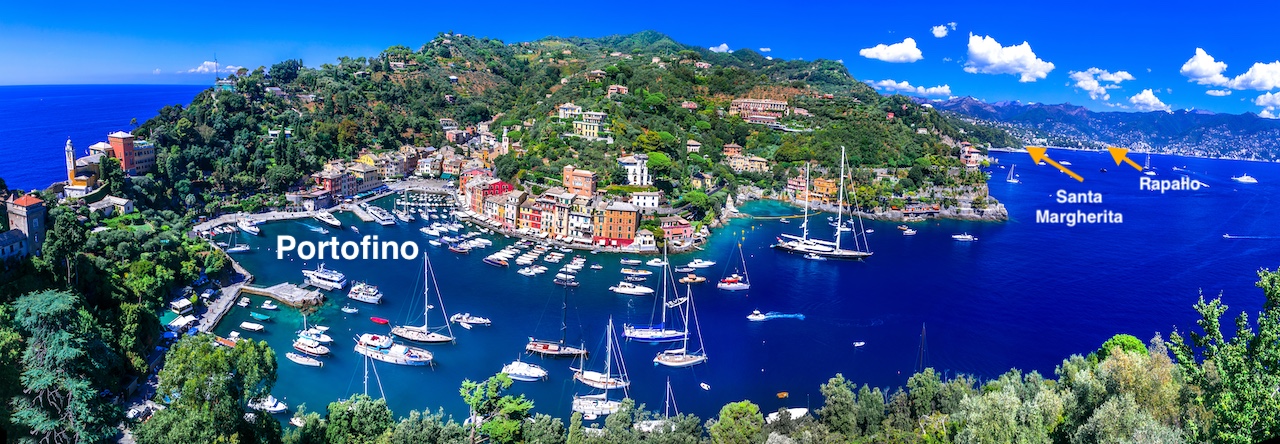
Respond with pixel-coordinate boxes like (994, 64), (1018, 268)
(660, 246), (668, 324)
(559, 288), (568, 345)
(422, 259), (431, 330)
(604, 318), (613, 393)
(835, 146), (846, 247)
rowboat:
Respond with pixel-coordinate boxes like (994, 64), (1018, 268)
(250, 312), (271, 321)
(370, 317), (390, 325)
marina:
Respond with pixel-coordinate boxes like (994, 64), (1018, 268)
(206, 150), (1280, 423)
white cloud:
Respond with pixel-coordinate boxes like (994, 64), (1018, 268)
(1128, 89), (1171, 112)
(1068, 68), (1135, 100)
(869, 79), (952, 97)
(1179, 48), (1229, 86)
(1228, 61), (1280, 90)
(152, 69), (161, 75)
(1255, 92), (1280, 107)
(183, 61), (244, 74)
(963, 34), (1055, 82)
(931, 25), (949, 38)
(859, 38), (923, 63)
(709, 43), (731, 53)
(1260, 108), (1278, 119)
(758, 47), (771, 52)
(1206, 89), (1231, 96)
(949, 22), (958, 30)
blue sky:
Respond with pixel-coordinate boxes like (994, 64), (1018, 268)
(4, 0), (1280, 116)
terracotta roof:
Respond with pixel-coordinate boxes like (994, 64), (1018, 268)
(12, 195), (43, 207)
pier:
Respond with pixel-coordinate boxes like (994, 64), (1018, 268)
(241, 282), (326, 307)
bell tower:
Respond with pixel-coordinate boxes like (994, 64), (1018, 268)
(64, 138), (75, 183)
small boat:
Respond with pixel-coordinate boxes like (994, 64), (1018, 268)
(313, 211), (342, 228)
(261, 301), (278, 310)
(897, 225), (909, 230)
(237, 219), (261, 236)
(1060, 161), (1072, 166)
(449, 245), (471, 254)
(250, 312), (271, 321)
(609, 282), (655, 295)
(298, 328), (333, 344)
(370, 317), (390, 325)
(685, 259), (716, 269)
(951, 233), (977, 242)
(554, 277), (581, 287)
(903, 229), (917, 236)
(248, 395), (287, 414)
(780, 218), (790, 224)
(804, 253), (826, 261)
(289, 417), (306, 427)
(747, 310), (766, 321)
(503, 359), (549, 382)
(590, 264), (603, 270)
(450, 313), (491, 326)
(1100, 168), (1108, 173)
(351, 226), (359, 233)
(621, 268), (652, 276)
(678, 274), (706, 284)
(237, 297), (250, 307)
(240, 322), (265, 332)
(619, 258), (641, 266)
(624, 276), (648, 283)
(700, 383), (711, 391)
(646, 258), (668, 267)
(674, 267), (694, 273)
(483, 256), (509, 267)
(1232, 174), (1259, 184)
(293, 338), (330, 356)
(347, 282), (384, 304)
(853, 341), (866, 348)
(286, 352), (323, 367)
(341, 305), (359, 314)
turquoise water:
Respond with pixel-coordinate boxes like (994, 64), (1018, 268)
(218, 150), (1280, 422)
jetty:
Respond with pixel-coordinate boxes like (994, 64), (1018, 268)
(241, 282), (325, 308)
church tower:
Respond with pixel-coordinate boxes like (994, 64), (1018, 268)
(64, 138), (75, 183)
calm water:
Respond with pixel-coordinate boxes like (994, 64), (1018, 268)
(0, 84), (206, 190)
(222, 150), (1280, 422)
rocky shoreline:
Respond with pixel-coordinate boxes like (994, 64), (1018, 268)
(732, 187), (1010, 223)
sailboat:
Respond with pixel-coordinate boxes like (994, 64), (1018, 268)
(654, 285), (707, 368)
(572, 317), (631, 390)
(635, 378), (681, 433)
(773, 146), (872, 260)
(1005, 164), (1020, 184)
(390, 257), (456, 343)
(527, 287), (588, 357)
(225, 228), (250, 253)
(1143, 153), (1156, 176)
(624, 246), (686, 343)
(717, 242), (751, 291)
(571, 317), (628, 419)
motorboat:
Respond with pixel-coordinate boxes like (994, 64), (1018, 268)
(608, 282), (654, 295)
(646, 258), (668, 267)
(853, 341), (866, 348)
(619, 258), (641, 265)
(239, 322), (265, 332)
(624, 276), (648, 282)
(368, 206), (396, 226)
(302, 263), (347, 290)
(678, 274), (706, 284)
(951, 233), (977, 242)
(673, 267), (694, 273)
(261, 300), (278, 310)
(620, 268), (652, 277)
(685, 259), (716, 269)
(747, 310), (767, 321)
(237, 219), (261, 236)
(903, 229), (917, 236)
(286, 352), (323, 367)
(370, 317), (390, 325)
(482, 256), (509, 267)
(313, 211), (341, 228)
(237, 297), (250, 307)
(347, 282), (383, 304)
(804, 253), (826, 261)
(341, 305), (359, 314)
(450, 313), (491, 326)
(250, 312), (271, 321)
(1232, 174), (1259, 184)
(554, 277), (580, 287)
(590, 264), (604, 270)
(293, 337), (330, 356)
(501, 359), (548, 382)
(297, 328), (332, 344)
(353, 333), (433, 366)
(449, 244), (471, 254)
(248, 395), (287, 414)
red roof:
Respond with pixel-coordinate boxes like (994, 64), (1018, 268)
(11, 195), (42, 207)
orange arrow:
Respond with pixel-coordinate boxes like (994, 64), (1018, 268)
(1026, 147), (1083, 182)
(1107, 147), (1144, 171)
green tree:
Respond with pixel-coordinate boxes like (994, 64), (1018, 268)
(817, 374), (858, 437)
(1096, 334), (1147, 361)
(707, 401), (764, 444)
(459, 373), (534, 443)
(43, 209), (86, 284)
(10, 290), (120, 443)
(100, 156), (125, 197)
(385, 409), (465, 444)
(325, 395), (393, 444)
(646, 152), (673, 180)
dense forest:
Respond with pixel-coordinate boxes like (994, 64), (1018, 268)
(0, 30), (1276, 442)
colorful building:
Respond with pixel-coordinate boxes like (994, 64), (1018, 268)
(562, 166), (597, 198)
(593, 201), (639, 247)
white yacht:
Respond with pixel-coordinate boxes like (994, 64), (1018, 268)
(646, 258), (668, 267)
(353, 333), (433, 366)
(501, 359), (548, 382)
(347, 282), (383, 304)
(747, 310), (767, 321)
(951, 233), (977, 242)
(368, 206), (396, 226)
(237, 218), (261, 236)
(247, 395), (288, 414)
(608, 282), (655, 295)
(313, 211), (341, 228)
(1232, 174), (1258, 184)
(684, 259), (716, 269)
(450, 313), (491, 326)
(302, 264), (346, 290)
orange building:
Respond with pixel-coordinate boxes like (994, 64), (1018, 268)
(107, 131), (156, 175)
(594, 201), (639, 246)
(562, 165), (597, 197)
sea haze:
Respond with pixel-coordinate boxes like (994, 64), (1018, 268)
(0, 84), (206, 191)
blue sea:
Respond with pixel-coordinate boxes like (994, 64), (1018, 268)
(0, 85), (206, 190)
(5, 85), (1279, 423)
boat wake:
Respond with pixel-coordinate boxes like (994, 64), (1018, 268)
(1222, 234), (1276, 240)
(758, 312), (805, 321)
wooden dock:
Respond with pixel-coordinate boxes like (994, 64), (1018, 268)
(241, 282), (326, 307)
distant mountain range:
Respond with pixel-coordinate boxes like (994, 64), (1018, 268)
(924, 97), (1280, 160)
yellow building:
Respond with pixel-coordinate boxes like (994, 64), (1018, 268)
(573, 121), (601, 138)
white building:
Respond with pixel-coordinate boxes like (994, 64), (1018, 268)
(629, 191), (662, 211)
(558, 103), (582, 120)
(617, 153), (651, 186)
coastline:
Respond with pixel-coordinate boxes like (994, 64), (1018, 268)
(988, 145), (1280, 164)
